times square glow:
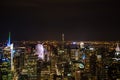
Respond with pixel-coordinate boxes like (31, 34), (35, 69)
(35, 44), (45, 60)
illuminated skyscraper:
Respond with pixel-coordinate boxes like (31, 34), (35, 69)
(115, 43), (120, 59)
(7, 32), (11, 47)
(115, 43), (120, 52)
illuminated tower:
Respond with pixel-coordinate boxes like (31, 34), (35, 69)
(10, 43), (14, 71)
(62, 33), (64, 49)
(115, 43), (120, 52)
(62, 33), (64, 42)
(7, 32), (11, 47)
(115, 43), (120, 56)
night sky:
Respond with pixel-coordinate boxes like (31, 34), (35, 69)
(0, 0), (120, 41)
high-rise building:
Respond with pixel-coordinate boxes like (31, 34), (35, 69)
(7, 32), (11, 47)
(115, 43), (120, 56)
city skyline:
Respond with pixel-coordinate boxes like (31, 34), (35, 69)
(0, 0), (120, 41)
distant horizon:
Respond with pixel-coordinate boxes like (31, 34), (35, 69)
(0, 32), (120, 42)
(1, 39), (119, 42)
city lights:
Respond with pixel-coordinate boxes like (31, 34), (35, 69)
(35, 44), (45, 60)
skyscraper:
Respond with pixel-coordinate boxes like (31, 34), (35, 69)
(7, 32), (11, 47)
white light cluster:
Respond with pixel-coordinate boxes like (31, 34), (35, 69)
(35, 44), (45, 60)
(80, 42), (84, 48)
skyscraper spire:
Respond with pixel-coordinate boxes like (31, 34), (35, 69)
(62, 33), (65, 42)
(7, 32), (11, 47)
(62, 33), (64, 49)
(115, 43), (120, 56)
(116, 43), (120, 52)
